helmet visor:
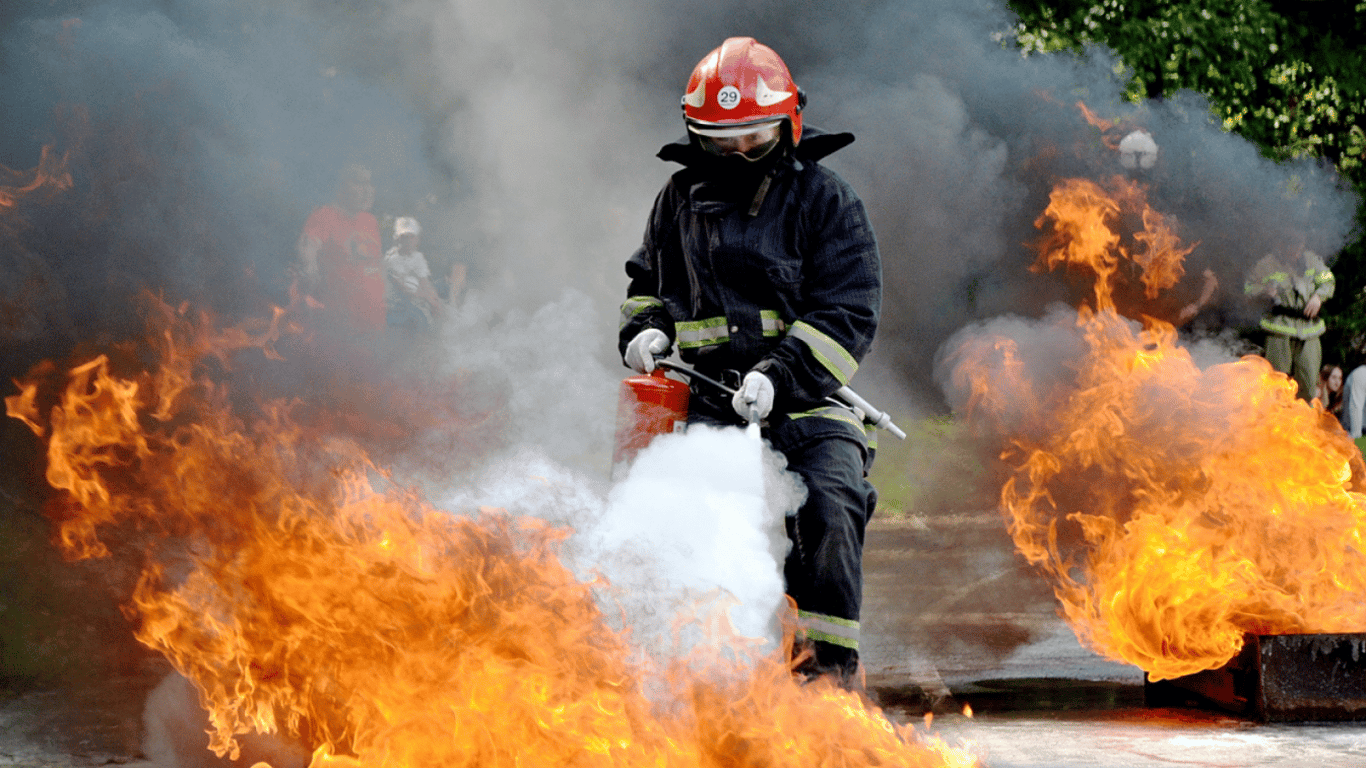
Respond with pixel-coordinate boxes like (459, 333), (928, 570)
(689, 120), (783, 161)
(687, 118), (783, 138)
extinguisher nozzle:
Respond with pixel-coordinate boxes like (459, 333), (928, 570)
(746, 407), (762, 440)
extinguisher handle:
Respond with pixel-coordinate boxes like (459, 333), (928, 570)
(655, 359), (737, 395)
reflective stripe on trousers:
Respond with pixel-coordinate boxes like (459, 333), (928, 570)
(797, 609), (859, 649)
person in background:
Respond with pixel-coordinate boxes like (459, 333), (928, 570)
(1317, 363), (1344, 419)
(445, 259), (468, 307)
(295, 164), (385, 356)
(1340, 358), (1366, 438)
(1244, 247), (1335, 402)
(383, 216), (442, 333)
(618, 37), (882, 688)
(1109, 128), (1221, 330)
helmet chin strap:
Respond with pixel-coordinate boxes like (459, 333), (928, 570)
(746, 138), (792, 216)
(746, 170), (774, 218)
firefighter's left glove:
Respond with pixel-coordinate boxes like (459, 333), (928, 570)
(732, 371), (774, 423)
(624, 328), (670, 373)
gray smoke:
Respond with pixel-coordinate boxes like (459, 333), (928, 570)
(2, 0), (1358, 409)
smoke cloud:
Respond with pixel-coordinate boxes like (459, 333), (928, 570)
(2, 0), (1358, 414)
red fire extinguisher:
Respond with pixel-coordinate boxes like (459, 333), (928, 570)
(611, 367), (689, 480)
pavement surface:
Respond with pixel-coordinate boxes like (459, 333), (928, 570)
(5, 505), (1366, 768)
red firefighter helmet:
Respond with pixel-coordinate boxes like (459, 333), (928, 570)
(681, 37), (806, 146)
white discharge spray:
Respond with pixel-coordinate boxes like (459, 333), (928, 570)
(587, 425), (804, 661)
(435, 420), (804, 663)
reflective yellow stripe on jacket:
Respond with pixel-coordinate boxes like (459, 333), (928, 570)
(1259, 316), (1327, 339)
(619, 296), (663, 330)
(788, 404), (862, 431)
(675, 310), (788, 350)
(789, 405), (877, 451)
(789, 321), (858, 385)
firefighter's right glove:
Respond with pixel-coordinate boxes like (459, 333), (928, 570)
(624, 328), (670, 373)
(732, 370), (774, 422)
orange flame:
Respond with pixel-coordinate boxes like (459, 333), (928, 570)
(1076, 102), (1125, 151)
(0, 143), (74, 210)
(9, 297), (979, 767)
(1076, 102), (1115, 132)
(1031, 176), (1195, 316)
(952, 178), (1366, 681)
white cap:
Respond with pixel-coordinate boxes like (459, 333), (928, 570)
(394, 216), (421, 237)
(1118, 130), (1159, 170)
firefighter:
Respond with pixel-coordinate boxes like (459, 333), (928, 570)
(618, 37), (882, 686)
(1109, 129), (1220, 328)
(1245, 246), (1335, 402)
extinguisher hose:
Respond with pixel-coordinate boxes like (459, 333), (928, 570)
(655, 359), (736, 395)
(654, 359), (906, 439)
(652, 358), (907, 437)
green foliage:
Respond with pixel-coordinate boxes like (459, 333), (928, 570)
(1013, 1), (1285, 110)
(1006, 1), (1364, 170)
(1006, 0), (1366, 361)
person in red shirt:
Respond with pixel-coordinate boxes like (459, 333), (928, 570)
(293, 163), (387, 385)
(292, 164), (386, 390)
(296, 164), (385, 340)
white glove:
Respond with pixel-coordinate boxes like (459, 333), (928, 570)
(624, 328), (670, 373)
(732, 370), (774, 422)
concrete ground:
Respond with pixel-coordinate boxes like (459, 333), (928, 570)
(5, 508), (1366, 768)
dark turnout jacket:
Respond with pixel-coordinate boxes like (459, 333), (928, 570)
(618, 127), (882, 418)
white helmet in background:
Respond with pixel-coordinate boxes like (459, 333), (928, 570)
(1118, 130), (1159, 171)
(394, 216), (421, 237)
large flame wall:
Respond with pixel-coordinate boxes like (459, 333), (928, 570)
(940, 175), (1366, 681)
(7, 299), (978, 767)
